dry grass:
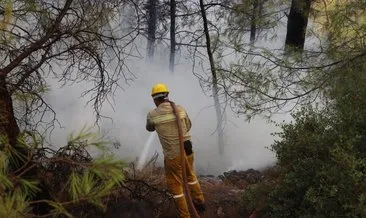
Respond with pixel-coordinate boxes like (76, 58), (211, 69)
(116, 153), (177, 217)
(126, 153), (167, 187)
(101, 154), (246, 217)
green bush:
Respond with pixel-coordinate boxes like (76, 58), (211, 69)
(267, 109), (365, 217)
(239, 166), (281, 215)
(241, 61), (366, 217)
(0, 127), (125, 217)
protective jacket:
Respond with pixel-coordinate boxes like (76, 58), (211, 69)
(146, 102), (192, 159)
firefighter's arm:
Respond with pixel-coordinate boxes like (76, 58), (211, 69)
(146, 113), (155, 132)
(185, 111), (192, 131)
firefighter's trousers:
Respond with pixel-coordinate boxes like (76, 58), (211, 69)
(164, 153), (205, 218)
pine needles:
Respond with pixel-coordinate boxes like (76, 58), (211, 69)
(0, 127), (125, 217)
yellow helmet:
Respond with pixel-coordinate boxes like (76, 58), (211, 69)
(151, 83), (169, 97)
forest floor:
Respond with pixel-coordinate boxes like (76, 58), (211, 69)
(72, 158), (270, 218)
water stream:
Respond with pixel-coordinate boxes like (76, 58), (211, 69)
(136, 132), (157, 170)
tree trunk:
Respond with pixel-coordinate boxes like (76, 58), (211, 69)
(0, 75), (20, 148)
(212, 84), (225, 155)
(169, 0), (176, 73)
(285, 0), (312, 52)
(250, 0), (259, 44)
(147, 0), (158, 59)
(199, 0), (225, 156)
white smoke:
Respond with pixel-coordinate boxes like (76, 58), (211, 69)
(44, 54), (291, 175)
(43, 11), (299, 175)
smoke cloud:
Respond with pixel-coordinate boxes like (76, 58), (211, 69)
(44, 17), (295, 175)
(45, 53), (290, 175)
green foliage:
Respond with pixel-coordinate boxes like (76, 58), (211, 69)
(0, 188), (31, 218)
(241, 60), (366, 217)
(314, 0), (366, 54)
(266, 110), (365, 217)
(0, 128), (125, 217)
(0, 144), (33, 217)
(328, 60), (366, 156)
(0, 153), (13, 191)
(225, 0), (281, 43)
(48, 201), (74, 218)
(241, 180), (273, 214)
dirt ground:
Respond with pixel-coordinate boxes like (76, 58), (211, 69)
(71, 159), (265, 218)
(96, 177), (245, 218)
(85, 166), (262, 217)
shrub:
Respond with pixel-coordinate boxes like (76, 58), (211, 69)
(0, 127), (125, 217)
(241, 58), (366, 218)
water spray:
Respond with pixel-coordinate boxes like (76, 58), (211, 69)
(136, 132), (156, 170)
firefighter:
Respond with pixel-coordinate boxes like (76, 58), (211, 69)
(146, 83), (205, 218)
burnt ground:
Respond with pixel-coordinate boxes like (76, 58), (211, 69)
(70, 165), (267, 218)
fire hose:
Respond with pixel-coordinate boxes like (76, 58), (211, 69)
(170, 101), (200, 218)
